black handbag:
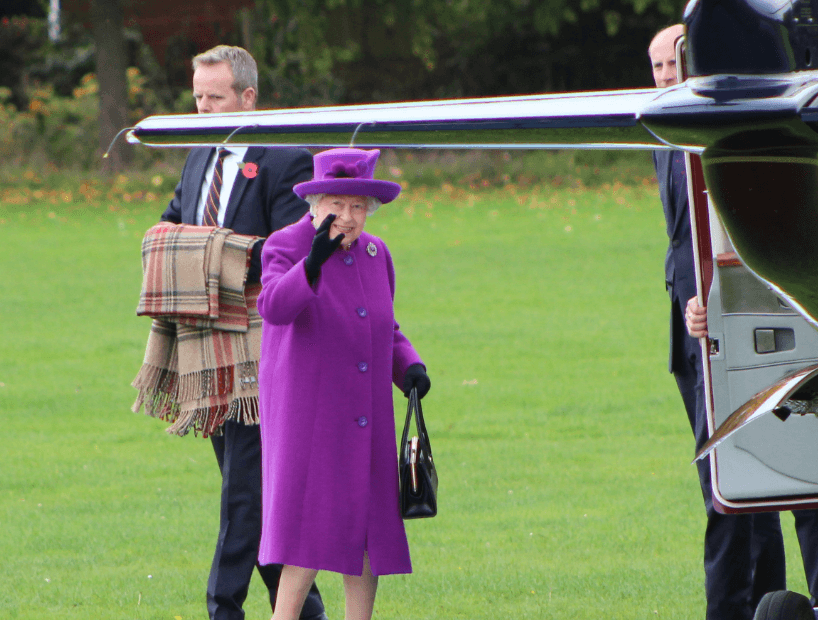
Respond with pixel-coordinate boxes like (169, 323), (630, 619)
(399, 386), (438, 519)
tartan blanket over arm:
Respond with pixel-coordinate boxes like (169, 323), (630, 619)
(131, 223), (263, 437)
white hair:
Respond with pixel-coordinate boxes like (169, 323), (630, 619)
(305, 193), (382, 216)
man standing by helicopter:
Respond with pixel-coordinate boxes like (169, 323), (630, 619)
(648, 24), (818, 620)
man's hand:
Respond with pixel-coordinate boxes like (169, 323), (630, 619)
(685, 296), (708, 338)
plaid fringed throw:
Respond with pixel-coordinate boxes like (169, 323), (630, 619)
(131, 223), (263, 437)
(136, 222), (257, 332)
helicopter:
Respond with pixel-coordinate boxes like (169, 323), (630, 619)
(126, 2), (818, 615)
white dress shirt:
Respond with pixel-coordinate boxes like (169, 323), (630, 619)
(195, 146), (250, 226)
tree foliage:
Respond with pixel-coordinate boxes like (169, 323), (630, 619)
(243, 0), (688, 106)
(1, 0), (691, 170)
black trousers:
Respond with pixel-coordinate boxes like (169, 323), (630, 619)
(207, 420), (326, 620)
(793, 508), (818, 607)
(672, 298), (818, 617)
(673, 300), (786, 620)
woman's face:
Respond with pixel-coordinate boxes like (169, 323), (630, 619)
(313, 194), (368, 247)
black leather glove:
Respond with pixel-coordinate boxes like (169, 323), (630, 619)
(403, 364), (431, 399)
(305, 214), (345, 284)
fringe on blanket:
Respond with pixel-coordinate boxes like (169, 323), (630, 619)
(164, 396), (260, 438)
(174, 362), (258, 402)
(131, 364), (180, 422)
(131, 363), (259, 438)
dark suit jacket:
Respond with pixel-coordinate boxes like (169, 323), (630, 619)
(654, 149), (698, 373)
(162, 146), (313, 281)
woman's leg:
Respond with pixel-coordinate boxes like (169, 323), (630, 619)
(271, 565), (320, 620)
(343, 553), (379, 620)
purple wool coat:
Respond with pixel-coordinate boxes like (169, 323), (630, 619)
(256, 214), (423, 576)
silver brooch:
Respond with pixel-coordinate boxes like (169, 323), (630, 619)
(367, 242), (377, 257)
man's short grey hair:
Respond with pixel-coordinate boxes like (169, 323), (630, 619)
(305, 194), (382, 216)
(193, 45), (258, 97)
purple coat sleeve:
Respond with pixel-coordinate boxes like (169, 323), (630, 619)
(257, 220), (316, 326)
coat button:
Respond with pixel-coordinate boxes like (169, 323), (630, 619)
(357, 416), (368, 427)
(672, 239), (681, 248)
(344, 255), (354, 265)
(358, 362), (368, 372)
(357, 307), (367, 318)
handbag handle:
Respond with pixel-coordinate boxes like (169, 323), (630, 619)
(401, 386), (433, 461)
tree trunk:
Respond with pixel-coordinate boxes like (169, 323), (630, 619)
(91, 0), (131, 173)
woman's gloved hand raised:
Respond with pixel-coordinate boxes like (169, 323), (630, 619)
(305, 214), (345, 284)
(403, 364), (431, 399)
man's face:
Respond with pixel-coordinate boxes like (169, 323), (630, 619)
(649, 26), (683, 88)
(192, 61), (255, 114)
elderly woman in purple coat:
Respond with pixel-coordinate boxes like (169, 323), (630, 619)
(256, 148), (431, 620)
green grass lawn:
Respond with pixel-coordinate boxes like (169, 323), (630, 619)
(0, 180), (809, 619)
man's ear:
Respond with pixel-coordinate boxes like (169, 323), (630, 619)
(241, 87), (257, 111)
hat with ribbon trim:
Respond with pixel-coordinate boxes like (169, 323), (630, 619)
(294, 148), (401, 204)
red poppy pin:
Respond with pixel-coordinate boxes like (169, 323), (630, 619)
(239, 162), (258, 179)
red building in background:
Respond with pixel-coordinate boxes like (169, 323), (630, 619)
(62, 0), (255, 86)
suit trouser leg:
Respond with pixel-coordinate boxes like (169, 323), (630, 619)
(792, 509), (818, 605)
(207, 421), (326, 620)
(750, 510), (785, 608)
(675, 330), (785, 620)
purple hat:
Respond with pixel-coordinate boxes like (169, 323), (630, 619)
(294, 148), (401, 204)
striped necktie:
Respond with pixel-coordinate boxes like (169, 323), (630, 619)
(203, 148), (229, 227)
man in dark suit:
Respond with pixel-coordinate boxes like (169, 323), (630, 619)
(650, 25), (791, 620)
(670, 30), (818, 617)
(160, 45), (327, 620)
